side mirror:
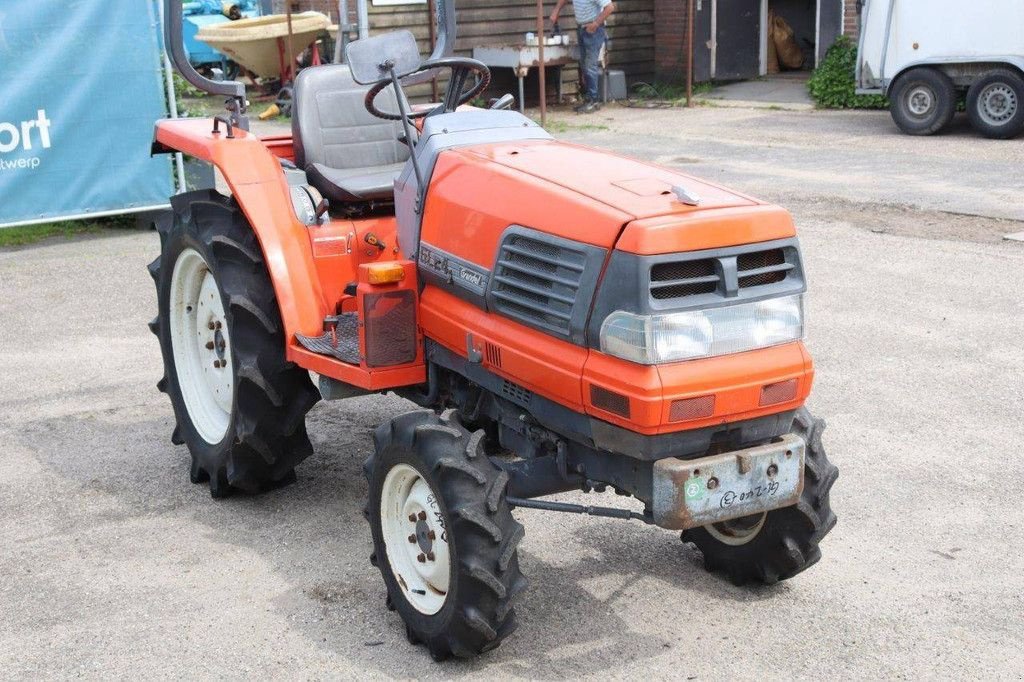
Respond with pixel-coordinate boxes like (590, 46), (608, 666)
(345, 30), (421, 85)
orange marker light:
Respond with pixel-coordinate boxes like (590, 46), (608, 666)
(367, 262), (406, 285)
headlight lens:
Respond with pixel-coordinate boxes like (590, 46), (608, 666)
(600, 294), (804, 364)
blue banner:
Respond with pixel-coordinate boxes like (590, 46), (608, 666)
(0, 0), (174, 226)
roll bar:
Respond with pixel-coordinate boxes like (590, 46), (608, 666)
(162, 0), (456, 130)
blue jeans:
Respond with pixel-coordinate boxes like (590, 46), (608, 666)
(577, 26), (606, 102)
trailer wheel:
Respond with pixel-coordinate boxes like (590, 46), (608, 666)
(365, 410), (526, 660)
(681, 408), (838, 585)
(889, 68), (956, 135)
(966, 69), (1024, 139)
(148, 190), (320, 497)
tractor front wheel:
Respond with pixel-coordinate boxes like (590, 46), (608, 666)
(681, 407), (838, 585)
(148, 190), (320, 497)
(365, 410), (527, 660)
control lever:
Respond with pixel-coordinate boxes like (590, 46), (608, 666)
(488, 94), (515, 110)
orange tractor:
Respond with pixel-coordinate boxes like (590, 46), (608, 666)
(151, 0), (837, 660)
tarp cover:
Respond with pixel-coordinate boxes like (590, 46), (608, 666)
(0, 0), (173, 226)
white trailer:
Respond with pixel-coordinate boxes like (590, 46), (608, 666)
(856, 0), (1024, 138)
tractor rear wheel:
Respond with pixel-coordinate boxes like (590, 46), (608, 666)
(148, 190), (320, 497)
(681, 407), (838, 585)
(365, 410), (527, 660)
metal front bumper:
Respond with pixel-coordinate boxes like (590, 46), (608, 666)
(651, 434), (805, 531)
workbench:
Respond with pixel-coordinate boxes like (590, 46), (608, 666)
(471, 44), (574, 112)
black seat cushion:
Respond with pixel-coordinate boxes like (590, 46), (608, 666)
(292, 64), (409, 204)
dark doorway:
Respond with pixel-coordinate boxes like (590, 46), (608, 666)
(715, 0), (762, 80)
(693, 0), (714, 82)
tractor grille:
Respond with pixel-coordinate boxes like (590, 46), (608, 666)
(650, 246), (794, 303)
(492, 234), (587, 336)
(650, 258), (719, 299)
(738, 248), (789, 288)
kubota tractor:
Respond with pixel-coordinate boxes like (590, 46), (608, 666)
(150, 0), (837, 660)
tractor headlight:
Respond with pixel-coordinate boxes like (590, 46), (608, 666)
(599, 294), (804, 364)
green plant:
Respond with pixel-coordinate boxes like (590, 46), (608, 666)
(0, 215), (136, 248)
(807, 36), (888, 109)
(173, 73), (205, 101)
(629, 80), (713, 106)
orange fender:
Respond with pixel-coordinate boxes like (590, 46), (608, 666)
(154, 118), (327, 340)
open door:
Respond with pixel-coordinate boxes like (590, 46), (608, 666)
(693, 0), (713, 82)
(816, 0), (844, 66)
(715, 0), (762, 80)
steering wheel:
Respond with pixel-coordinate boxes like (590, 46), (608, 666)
(364, 57), (491, 121)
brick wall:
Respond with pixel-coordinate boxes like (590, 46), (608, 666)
(843, 0), (860, 39)
(653, 0), (689, 82)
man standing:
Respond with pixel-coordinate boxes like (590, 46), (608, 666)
(549, 0), (615, 113)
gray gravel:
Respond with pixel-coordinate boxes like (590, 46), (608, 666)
(2, 105), (1023, 679)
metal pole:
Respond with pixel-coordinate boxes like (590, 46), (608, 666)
(686, 0), (694, 107)
(356, 0), (369, 39)
(536, 0), (546, 126)
(157, 0), (187, 192)
(285, 3), (294, 83)
(335, 0), (347, 63)
(427, 0), (439, 101)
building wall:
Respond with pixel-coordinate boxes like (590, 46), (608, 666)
(274, 0), (656, 102)
(653, 0), (860, 82)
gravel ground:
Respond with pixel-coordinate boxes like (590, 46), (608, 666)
(1, 104), (1023, 680)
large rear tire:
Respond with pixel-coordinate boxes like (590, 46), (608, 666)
(966, 69), (1024, 139)
(682, 408), (838, 585)
(889, 67), (956, 136)
(148, 190), (320, 497)
(366, 410), (527, 660)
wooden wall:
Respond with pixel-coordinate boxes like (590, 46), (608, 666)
(276, 0), (654, 102)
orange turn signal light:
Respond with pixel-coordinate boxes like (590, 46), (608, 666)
(367, 262), (406, 285)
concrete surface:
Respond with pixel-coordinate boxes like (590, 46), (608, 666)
(2, 105), (1023, 679)
(700, 74), (814, 110)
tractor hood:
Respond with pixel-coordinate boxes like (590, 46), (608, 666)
(463, 139), (756, 221)
(462, 140), (795, 254)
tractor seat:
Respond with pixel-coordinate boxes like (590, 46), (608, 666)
(292, 64), (409, 204)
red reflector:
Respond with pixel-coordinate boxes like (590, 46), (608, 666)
(590, 385), (631, 418)
(760, 379), (798, 406)
(669, 395), (715, 422)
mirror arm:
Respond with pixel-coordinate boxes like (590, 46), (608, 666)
(388, 67), (426, 213)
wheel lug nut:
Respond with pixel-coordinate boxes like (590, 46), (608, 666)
(427, 530), (436, 541)
(426, 551), (435, 562)
(205, 341), (215, 350)
(408, 513), (417, 522)
(408, 534), (416, 543)
(417, 553), (426, 563)
(417, 511), (426, 521)
(215, 321), (222, 330)
(208, 321), (215, 330)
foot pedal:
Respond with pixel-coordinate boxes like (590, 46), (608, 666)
(295, 313), (360, 364)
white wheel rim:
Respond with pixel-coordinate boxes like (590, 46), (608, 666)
(169, 248), (233, 444)
(978, 83), (1017, 126)
(907, 85), (935, 117)
(380, 463), (451, 615)
(705, 512), (767, 547)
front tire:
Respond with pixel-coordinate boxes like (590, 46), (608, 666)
(148, 190), (320, 497)
(366, 410), (527, 660)
(966, 69), (1024, 139)
(682, 408), (838, 585)
(889, 67), (956, 135)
